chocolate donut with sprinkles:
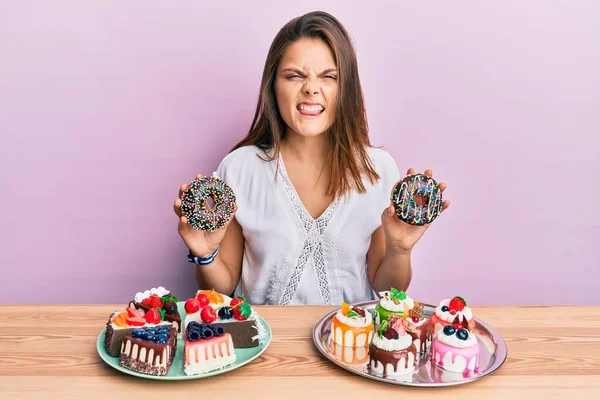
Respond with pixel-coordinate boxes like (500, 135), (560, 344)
(180, 176), (236, 232)
(391, 174), (443, 226)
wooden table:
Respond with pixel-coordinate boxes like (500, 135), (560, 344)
(1, 305), (599, 399)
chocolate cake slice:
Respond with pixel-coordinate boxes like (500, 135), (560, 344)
(119, 326), (178, 376)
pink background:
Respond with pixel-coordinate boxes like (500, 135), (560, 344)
(1, 1), (598, 305)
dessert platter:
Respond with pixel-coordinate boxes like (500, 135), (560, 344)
(97, 287), (271, 380)
(313, 288), (507, 387)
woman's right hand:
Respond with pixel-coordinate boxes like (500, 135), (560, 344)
(173, 174), (237, 258)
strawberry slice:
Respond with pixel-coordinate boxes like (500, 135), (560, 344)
(143, 307), (161, 324)
(126, 317), (146, 326)
(126, 307), (144, 318)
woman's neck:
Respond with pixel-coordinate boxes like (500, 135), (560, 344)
(280, 130), (330, 167)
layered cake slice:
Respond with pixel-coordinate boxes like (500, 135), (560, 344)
(119, 325), (177, 376)
(330, 302), (374, 347)
(184, 321), (236, 375)
(183, 292), (267, 348)
(104, 307), (172, 357)
(369, 315), (417, 377)
(128, 286), (182, 334)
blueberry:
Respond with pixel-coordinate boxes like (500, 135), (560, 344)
(143, 332), (155, 341)
(156, 338), (167, 345)
(132, 328), (144, 339)
(201, 328), (214, 339)
(187, 330), (200, 342)
(441, 305), (449, 312)
(145, 328), (156, 335)
(456, 329), (469, 341)
(157, 326), (170, 334)
(218, 306), (233, 320)
(188, 321), (201, 331)
(443, 325), (456, 336)
(156, 333), (169, 342)
(213, 325), (225, 337)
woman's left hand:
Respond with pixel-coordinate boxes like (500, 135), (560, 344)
(381, 168), (451, 253)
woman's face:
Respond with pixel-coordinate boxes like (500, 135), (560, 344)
(274, 38), (338, 139)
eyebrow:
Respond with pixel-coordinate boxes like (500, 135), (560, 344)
(280, 67), (338, 75)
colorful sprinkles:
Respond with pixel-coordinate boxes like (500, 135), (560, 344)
(391, 174), (442, 226)
(180, 176), (236, 232)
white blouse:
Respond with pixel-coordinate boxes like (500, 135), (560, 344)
(213, 145), (400, 305)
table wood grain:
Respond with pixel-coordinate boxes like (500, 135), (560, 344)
(1, 305), (599, 399)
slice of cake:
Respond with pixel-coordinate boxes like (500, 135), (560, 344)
(128, 286), (182, 334)
(369, 315), (417, 377)
(330, 302), (373, 347)
(375, 288), (415, 325)
(184, 321), (236, 375)
(104, 307), (173, 357)
(119, 325), (177, 376)
(430, 296), (475, 337)
(183, 292), (267, 348)
(431, 323), (480, 377)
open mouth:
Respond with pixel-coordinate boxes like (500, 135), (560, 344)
(297, 102), (324, 116)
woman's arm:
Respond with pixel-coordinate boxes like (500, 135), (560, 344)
(193, 216), (244, 296)
(366, 225), (412, 294)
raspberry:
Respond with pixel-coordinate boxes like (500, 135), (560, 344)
(146, 295), (163, 309)
(143, 308), (161, 324)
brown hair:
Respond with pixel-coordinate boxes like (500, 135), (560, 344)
(231, 11), (380, 198)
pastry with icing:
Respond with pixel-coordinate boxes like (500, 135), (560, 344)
(404, 302), (433, 356)
(119, 325), (178, 376)
(375, 288), (415, 325)
(369, 315), (417, 377)
(430, 296), (475, 337)
(431, 323), (480, 377)
(330, 302), (374, 347)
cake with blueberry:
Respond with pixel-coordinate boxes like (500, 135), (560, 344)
(375, 288), (415, 325)
(184, 321), (236, 375)
(119, 325), (177, 376)
(128, 286), (182, 334)
(104, 306), (173, 357)
(404, 302), (432, 356)
(183, 292), (266, 348)
(431, 323), (480, 377)
(369, 315), (417, 377)
(430, 296), (475, 337)
(330, 302), (373, 347)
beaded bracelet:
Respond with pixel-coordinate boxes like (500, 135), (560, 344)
(188, 248), (219, 265)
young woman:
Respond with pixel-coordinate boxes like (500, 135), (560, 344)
(173, 11), (450, 305)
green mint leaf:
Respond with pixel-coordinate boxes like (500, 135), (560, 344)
(390, 287), (406, 301)
(158, 308), (166, 321)
(346, 310), (359, 318)
(239, 303), (252, 318)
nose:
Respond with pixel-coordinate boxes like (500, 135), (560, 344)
(303, 78), (320, 96)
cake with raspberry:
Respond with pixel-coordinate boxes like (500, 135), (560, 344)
(430, 296), (475, 337)
(104, 307), (173, 357)
(330, 302), (374, 347)
(404, 302), (433, 356)
(375, 288), (415, 325)
(119, 325), (178, 376)
(431, 323), (480, 377)
(369, 315), (417, 377)
(184, 321), (236, 375)
(128, 286), (182, 334)
(183, 292), (267, 348)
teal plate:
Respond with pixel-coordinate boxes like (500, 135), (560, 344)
(96, 301), (272, 380)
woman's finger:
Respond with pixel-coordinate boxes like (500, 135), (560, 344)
(438, 182), (447, 192)
(424, 169), (433, 178)
(173, 198), (182, 217)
